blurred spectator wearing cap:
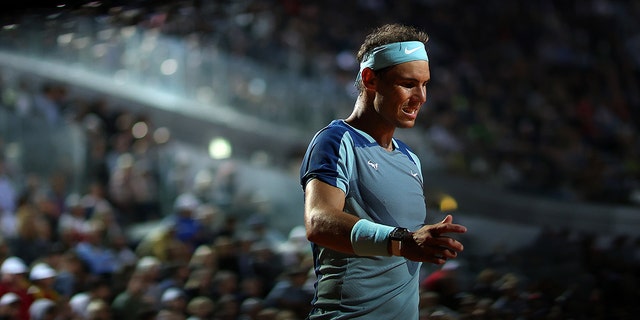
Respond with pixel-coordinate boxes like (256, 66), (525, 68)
(187, 245), (217, 272)
(68, 292), (90, 320)
(238, 297), (263, 320)
(149, 262), (190, 309)
(26, 263), (60, 303)
(0, 257), (33, 320)
(133, 256), (162, 301)
(185, 296), (214, 320)
(0, 292), (21, 320)
(166, 193), (207, 252)
(157, 287), (187, 320)
(28, 298), (57, 320)
(85, 299), (111, 320)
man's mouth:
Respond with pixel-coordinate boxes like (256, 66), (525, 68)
(402, 107), (418, 116)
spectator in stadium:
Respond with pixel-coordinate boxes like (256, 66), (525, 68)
(299, 23), (467, 319)
(185, 296), (214, 320)
(157, 287), (188, 320)
(65, 277), (113, 320)
(26, 263), (60, 303)
(73, 223), (118, 278)
(0, 157), (18, 239)
(27, 298), (57, 320)
(420, 260), (463, 310)
(32, 83), (67, 126)
(52, 252), (88, 300)
(165, 193), (207, 253)
(12, 193), (51, 266)
(262, 266), (314, 319)
(84, 299), (112, 320)
(0, 257), (32, 320)
(0, 292), (21, 320)
(57, 193), (91, 247)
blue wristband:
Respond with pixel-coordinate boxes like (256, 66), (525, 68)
(350, 219), (395, 256)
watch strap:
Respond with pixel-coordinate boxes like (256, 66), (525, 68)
(390, 238), (402, 256)
(389, 227), (409, 256)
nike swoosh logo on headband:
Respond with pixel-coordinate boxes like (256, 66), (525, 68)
(404, 47), (421, 54)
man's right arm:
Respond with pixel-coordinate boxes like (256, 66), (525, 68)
(303, 178), (359, 254)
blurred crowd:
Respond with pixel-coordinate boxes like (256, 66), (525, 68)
(1, 0), (639, 205)
(0, 0), (639, 319)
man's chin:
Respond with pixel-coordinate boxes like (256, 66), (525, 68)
(398, 121), (417, 129)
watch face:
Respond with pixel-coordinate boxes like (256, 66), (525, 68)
(391, 228), (408, 240)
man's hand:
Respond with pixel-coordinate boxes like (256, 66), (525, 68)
(401, 215), (467, 264)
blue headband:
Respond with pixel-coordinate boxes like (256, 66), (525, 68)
(357, 41), (429, 82)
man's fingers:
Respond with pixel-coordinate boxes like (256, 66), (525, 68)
(429, 236), (464, 253)
(433, 222), (467, 235)
(440, 214), (453, 224)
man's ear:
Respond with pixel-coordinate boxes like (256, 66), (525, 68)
(361, 67), (377, 91)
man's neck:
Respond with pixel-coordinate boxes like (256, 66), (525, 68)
(345, 100), (395, 150)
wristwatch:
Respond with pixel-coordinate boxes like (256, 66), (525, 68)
(389, 227), (410, 256)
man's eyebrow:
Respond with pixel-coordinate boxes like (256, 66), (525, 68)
(397, 76), (430, 83)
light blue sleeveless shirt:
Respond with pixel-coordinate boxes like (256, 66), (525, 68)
(300, 120), (428, 319)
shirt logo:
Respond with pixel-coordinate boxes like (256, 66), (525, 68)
(405, 47), (421, 54)
(367, 160), (379, 170)
(411, 171), (419, 177)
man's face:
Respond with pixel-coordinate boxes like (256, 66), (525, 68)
(373, 60), (430, 129)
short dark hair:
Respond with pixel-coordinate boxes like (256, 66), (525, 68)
(356, 24), (430, 64)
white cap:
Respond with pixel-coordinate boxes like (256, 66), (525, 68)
(0, 292), (20, 306)
(161, 288), (185, 303)
(29, 299), (56, 320)
(30, 263), (57, 281)
(136, 256), (161, 272)
(1, 257), (28, 275)
(69, 293), (90, 317)
(174, 193), (200, 211)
